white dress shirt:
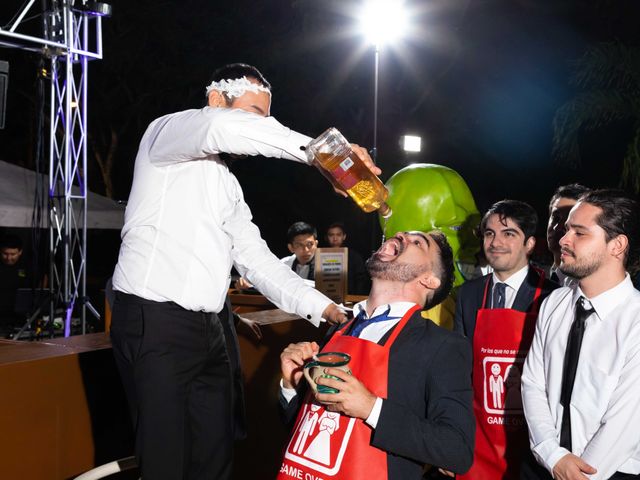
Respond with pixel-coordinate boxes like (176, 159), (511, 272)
(112, 107), (331, 325)
(550, 265), (577, 288)
(491, 265), (529, 308)
(280, 253), (315, 286)
(280, 301), (418, 428)
(522, 274), (640, 478)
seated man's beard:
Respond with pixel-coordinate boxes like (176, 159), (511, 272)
(366, 255), (429, 282)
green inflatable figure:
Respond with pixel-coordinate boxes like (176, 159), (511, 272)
(380, 164), (481, 329)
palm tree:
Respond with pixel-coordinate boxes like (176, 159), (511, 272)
(552, 42), (640, 192)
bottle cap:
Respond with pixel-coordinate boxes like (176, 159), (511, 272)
(379, 203), (392, 218)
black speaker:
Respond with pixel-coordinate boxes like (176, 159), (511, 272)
(0, 61), (8, 130)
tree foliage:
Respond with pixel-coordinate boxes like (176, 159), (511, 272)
(553, 42), (640, 192)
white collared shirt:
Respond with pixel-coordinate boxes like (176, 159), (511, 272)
(491, 265), (529, 308)
(280, 301), (418, 427)
(112, 107), (331, 325)
(550, 265), (577, 288)
(522, 274), (640, 478)
(349, 300), (416, 343)
(280, 253), (315, 286)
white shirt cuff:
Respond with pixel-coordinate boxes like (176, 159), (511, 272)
(286, 131), (313, 163)
(279, 378), (298, 404)
(365, 397), (383, 428)
(298, 290), (333, 327)
(534, 440), (570, 475)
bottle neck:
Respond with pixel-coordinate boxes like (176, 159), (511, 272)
(379, 202), (392, 218)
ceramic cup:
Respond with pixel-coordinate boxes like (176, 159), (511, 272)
(303, 352), (351, 395)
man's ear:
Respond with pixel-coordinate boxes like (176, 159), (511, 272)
(287, 243), (294, 254)
(419, 274), (441, 291)
(207, 90), (227, 108)
(608, 234), (629, 261)
(525, 236), (536, 256)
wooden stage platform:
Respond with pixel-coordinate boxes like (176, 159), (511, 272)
(0, 333), (134, 480)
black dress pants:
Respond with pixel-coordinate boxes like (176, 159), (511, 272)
(110, 292), (233, 480)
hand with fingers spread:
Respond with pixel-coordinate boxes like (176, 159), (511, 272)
(322, 303), (348, 325)
(351, 144), (381, 174)
(314, 367), (378, 420)
(236, 314), (262, 340)
(552, 453), (597, 480)
(234, 277), (253, 290)
(437, 468), (455, 477)
(331, 144), (382, 198)
(280, 341), (320, 389)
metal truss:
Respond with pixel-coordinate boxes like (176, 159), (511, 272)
(1, 0), (109, 336)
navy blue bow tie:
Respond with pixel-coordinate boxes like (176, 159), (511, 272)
(349, 306), (400, 337)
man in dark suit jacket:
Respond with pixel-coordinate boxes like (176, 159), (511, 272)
(455, 267), (557, 341)
(278, 231), (475, 480)
(454, 201), (557, 340)
(453, 200), (557, 480)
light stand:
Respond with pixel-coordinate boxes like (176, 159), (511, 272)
(0, 0), (110, 338)
(12, 291), (51, 340)
(359, 0), (408, 164)
(372, 44), (379, 163)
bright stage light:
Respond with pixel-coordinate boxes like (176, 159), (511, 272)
(359, 0), (408, 47)
(358, 0), (410, 163)
(401, 135), (422, 153)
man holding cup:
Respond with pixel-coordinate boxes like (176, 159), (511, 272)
(278, 231), (475, 480)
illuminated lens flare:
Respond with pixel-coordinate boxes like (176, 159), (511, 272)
(359, 0), (408, 47)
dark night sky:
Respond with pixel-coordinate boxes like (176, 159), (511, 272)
(1, 0), (639, 260)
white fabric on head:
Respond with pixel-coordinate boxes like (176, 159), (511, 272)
(205, 76), (271, 98)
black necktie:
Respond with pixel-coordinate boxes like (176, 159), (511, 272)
(559, 297), (594, 450)
(493, 282), (506, 309)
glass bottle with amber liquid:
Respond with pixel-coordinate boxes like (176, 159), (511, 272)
(306, 128), (392, 218)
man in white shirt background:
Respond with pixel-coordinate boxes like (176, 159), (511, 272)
(522, 189), (640, 480)
(277, 230), (474, 480)
(110, 63), (378, 480)
(546, 183), (590, 287)
(235, 221), (319, 289)
(281, 221), (318, 282)
(453, 199), (557, 480)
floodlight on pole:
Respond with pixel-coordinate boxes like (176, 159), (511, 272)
(359, 0), (408, 163)
(359, 0), (408, 48)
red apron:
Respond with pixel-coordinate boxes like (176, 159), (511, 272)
(459, 271), (545, 480)
(277, 304), (421, 480)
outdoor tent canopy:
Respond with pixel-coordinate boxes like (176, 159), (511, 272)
(0, 160), (124, 229)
